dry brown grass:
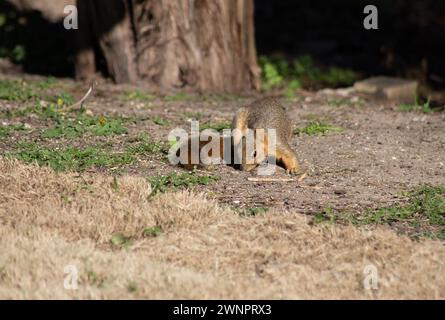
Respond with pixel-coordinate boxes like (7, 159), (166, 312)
(0, 158), (444, 299)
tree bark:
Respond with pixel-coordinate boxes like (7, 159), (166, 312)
(131, 0), (260, 92)
(80, 0), (260, 93)
(7, 0), (260, 93)
(74, 0), (96, 80)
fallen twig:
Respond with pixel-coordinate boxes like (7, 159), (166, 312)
(247, 177), (295, 182)
(298, 172), (308, 182)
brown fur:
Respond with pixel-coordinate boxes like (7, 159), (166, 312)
(177, 98), (300, 174)
(177, 135), (228, 170)
(232, 97), (300, 174)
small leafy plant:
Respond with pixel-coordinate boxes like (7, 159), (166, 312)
(294, 121), (343, 135)
(397, 97), (431, 113)
(120, 90), (154, 103)
(241, 206), (269, 217)
(6, 142), (135, 172)
(143, 226), (163, 238)
(41, 114), (128, 139)
(111, 233), (134, 249)
(147, 171), (219, 198)
(0, 80), (36, 102)
(200, 121), (231, 132)
(259, 54), (358, 93)
(0, 123), (27, 138)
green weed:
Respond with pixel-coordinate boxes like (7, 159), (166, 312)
(397, 97), (431, 113)
(164, 93), (198, 102)
(41, 115), (128, 139)
(110, 233), (134, 249)
(310, 186), (445, 240)
(0, 80), (36, 102)
(259, 54), (358, 92)
(37, 77), (57, 90)
(143, 226), (163, 238)
(200, 121), (231, 132)
(241, 206), (269, 217)
(0, 123), (26, 137)
(5, 142), (135, 172)
(312, 207), (336, 224)
(294, 121), (343, 135)
(120, 90), (154, 103)
(353, 186), (445, 229)
(147, 171), (219, 198)
(152, 116), (169, 126)
(127, 133), (167, 156)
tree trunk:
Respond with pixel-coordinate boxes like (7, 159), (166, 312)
(74, 0), (96, 80)
(76, 0), (138, 83)
(79, 0), (260, 93)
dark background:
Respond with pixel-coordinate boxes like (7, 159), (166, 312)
(255, 0), (445, 89)
(1, 0), (445, 89)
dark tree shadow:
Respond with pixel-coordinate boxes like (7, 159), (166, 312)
(255, 0), (445, 89)
(0, 1), (75, 77)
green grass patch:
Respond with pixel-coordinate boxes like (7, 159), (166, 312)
(241, 206), (269, 217)
(127, 282), (138, 293)
(0, 79), (36, 102)
(352, 186), (445, 232)
(41, 114), (128, 139)
(110, 233), (134, 249)
(85, 269), (107, 287)
(0, 123), (27, 138)
(152, 116), (170, 126)
(120, 90), (154, 103)
(5, 142), (135, 172)
(259, 54), (358, 93)
(127, 133), (168, 156)
(89, 117), (128, 136)
(183, 111), (204, 120)
(2, 100), (65, 120)
(0, 78), (62, 104)
(36, 77), (58, 90)
(32, 101), (62, 120)
(200, 121), (231, 132)
(53, 92), (75, 107)
(294, 121), (343, 135)
(397, 98), (432, 113)
(5, 132), (167, 172)
(2, 98), (131, 138)
(143, 226), (163, 238)
(147, 171), (219, 198)
(164, 93), (198, 102)
(312, 207), (336, 224)
(312, 186), (445, 240)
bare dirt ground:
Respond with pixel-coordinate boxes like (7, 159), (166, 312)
(3, 75), (444, 232)
(0, 74), (444, 299)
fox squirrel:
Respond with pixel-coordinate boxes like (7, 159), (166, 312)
(176, 97), (300, 174)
